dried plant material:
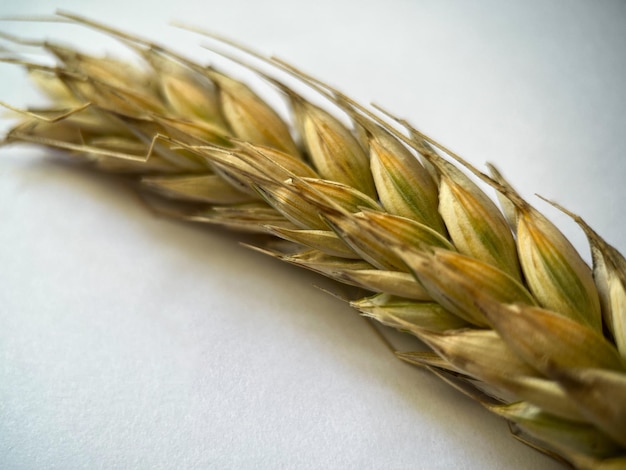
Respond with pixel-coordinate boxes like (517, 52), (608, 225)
(2, 12), (625, 469)
(479, 302), (625, 374)
(264, 225), (358, 258)
(552, 368), (626, 447)
(438, 164), (522, 281)
(368, 127), (444, 234)
(547, 200), (626, 359)
(293, 99), (376, 197)
(399, 248), (535, 327)
(487, 402), (622, 458)
(324, 210), (454, 272)
(191, 203), (293, 232)
(352, 294), (469, 332)
(141, 173), (255, 204)
(333, 269), (432, 300)
(417, 329), (539, 379)
(207, 70), (300, 157)
(516, 205), (603, 331)
(158, 64), (226, 129)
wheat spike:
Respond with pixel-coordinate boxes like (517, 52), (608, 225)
(2, 12), (626, 469)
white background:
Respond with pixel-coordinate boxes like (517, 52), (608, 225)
(1, 1), (625, 469)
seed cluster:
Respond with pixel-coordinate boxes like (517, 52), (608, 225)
(3, 12), (625, 469)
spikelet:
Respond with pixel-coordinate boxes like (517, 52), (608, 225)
(2, 12), (625, 469)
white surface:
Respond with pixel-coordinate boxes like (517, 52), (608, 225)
(1, 1), (625, 469)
